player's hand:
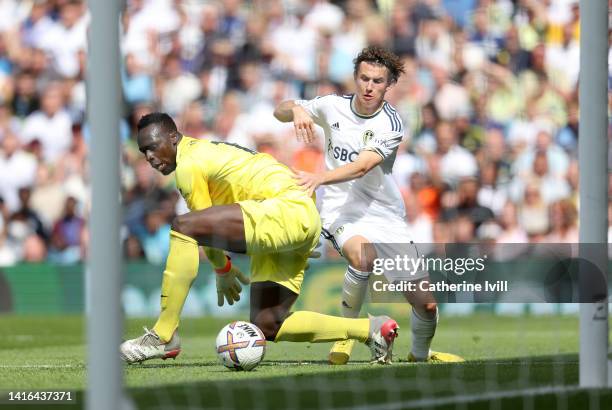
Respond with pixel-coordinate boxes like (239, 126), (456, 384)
(291, 106), (315, 144)
(216, 265), (250, 307)
(294, 170), (324, 197)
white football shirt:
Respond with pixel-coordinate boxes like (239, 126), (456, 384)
(297, 94), (406, 227)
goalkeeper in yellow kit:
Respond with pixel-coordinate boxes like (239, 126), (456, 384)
(120, 113), (399, 364)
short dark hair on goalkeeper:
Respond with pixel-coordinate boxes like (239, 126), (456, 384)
(353, 46), (405, 84)
(137, 112), (178, 133)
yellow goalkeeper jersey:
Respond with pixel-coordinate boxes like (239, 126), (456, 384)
(174, 135), (320, 294)
(175, 136), (298, 211)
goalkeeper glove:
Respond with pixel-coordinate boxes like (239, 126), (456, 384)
(215, 256), (250, 306)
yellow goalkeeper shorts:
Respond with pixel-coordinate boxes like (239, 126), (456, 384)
(238, 190), (321, 294)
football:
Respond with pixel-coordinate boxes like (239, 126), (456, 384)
(215, 321), (266, 371)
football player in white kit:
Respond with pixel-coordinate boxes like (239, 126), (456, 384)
(274, 46), (463, 364)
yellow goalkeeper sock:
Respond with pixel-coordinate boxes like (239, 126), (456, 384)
(274, 311), (369, 343)
(153, 230), (199, 342)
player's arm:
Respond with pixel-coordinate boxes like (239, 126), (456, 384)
(274, 99), (316, 143)
(295, 151), (383, 196)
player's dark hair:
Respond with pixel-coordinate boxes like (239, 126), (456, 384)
(137, 112), (178, 133)
(353, 46), (405, 84)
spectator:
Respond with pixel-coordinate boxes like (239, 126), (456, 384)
(178, 101), (210, 140)
(467, 7), (503, 61)
(442, 176), (494, 229)
(565, 159), (579, 208)
(122, 53), (154, 105)
(124, 234), (145, 260)
(556, 100), (578, 153)
(453, 214), (476, 243)
(477, 161), (508, 216)
(20, 83), (73, 163)
(430, 64), (471, 121)
(496, 26), (531, 74)
(545, 22), (580, 94)
(38, 0), (88, 79)
(159, 53), (201, 115)
(525, 72), (568, 129)
(477, 127), (511, 183)
(390, 3), (417, 57)
(492, 201), (529, 261)
(0, 0), (590, 262)
(10, 187), (47, 243)
(517, 182), (549, 241)
(0, 133), (37, 212)
(138, 209), (170, 265)
(403, 191), (433, 243)
(416, 18), (454, 71)
(48, 196), (86, 264)
(413, 102), (439, 154)
(21, 0), (55, 49)
(513, 128), (569, 177)
(483, 62), (522, 126)
(496, 201), (528, 243)
(30, 165), (67, 231)
(431, 121), (478, 186)
(393, 139), (426, 189)
(409, 172), (441, 221)
(10, 70), (39, 118)
(544, 199), (578, 243)
(510, 150), (570, 205)
(22, 233), (47, 262)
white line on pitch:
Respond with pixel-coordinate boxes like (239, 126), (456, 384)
(0, 364), (83, 369)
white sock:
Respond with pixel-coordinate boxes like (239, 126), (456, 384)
(411, 308), (438, 360)
(341, 266), (370, 318)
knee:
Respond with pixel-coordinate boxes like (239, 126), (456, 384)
(250, 312), (282, 341)
(344, 246), (375, 272)
(414, 302), (438, 320)
(425, 302), (438, 315)
(421, 302), (438, 320)
(171, 214), (210, 238)
(171, 215), (189, 236)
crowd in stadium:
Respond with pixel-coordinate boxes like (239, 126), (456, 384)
(0, 0), (609, 266)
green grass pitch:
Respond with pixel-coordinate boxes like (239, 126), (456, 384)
(0, 313), (610, 409)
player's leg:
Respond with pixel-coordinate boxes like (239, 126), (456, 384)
(244, 195), (398, 362)
(249, 280), (398, 363)
(249, 281), (298, 340)
(328, 234), (375, 364)
(171, 203), (246, 252)
(339, 235), (375, 317)
(403, 283), (464, 363)
(250, 280), (370, 342)
(402, 281), (438, 361)
(121, 205), (247, 363)
(152, 204), (246, 340)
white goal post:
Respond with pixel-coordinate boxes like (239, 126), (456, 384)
(577, 0), (609, 389)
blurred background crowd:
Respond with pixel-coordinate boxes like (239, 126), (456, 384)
(0, 0), (610, 266)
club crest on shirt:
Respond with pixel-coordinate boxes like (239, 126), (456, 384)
(335, 225), (344, 235)
(362, 130), (375, 145)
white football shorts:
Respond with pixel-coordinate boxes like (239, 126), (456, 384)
(321, 217), (429, 282)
